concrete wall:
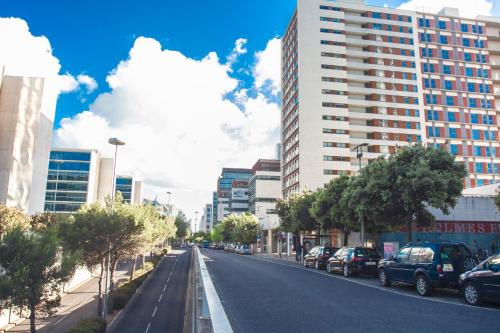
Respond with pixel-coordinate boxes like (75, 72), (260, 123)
(0, 75), (52, 214)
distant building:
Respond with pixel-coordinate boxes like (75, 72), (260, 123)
(216, 168), (252, 222)
(249, 159), (281, 253)
(0, 69), (56, 214)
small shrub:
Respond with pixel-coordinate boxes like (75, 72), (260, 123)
(68, 316), (106, 333)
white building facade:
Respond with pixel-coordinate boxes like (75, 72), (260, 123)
(281, 0), (500, 197)
(0, 69), (56, 214)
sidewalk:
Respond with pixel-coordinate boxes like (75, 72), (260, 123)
(254, 252), (303, 266)
(4, 262), (132, 333)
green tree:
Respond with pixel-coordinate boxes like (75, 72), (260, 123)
(210, 224), (224, 243)
(59, 204), (110, 317)
(359, 144), (467, 242)
(277, 191), (319, 236)
(311, 175), (356, 245)
(175, 211), (191, 240)
(0, 227), (77, 333)
(232, 213), (259, 244)
(0, 204), (29, 239)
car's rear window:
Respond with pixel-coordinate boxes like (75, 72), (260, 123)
(440, 245), (470, 260)
(324, 247), (336, 253)
(354, 248), (379, 257)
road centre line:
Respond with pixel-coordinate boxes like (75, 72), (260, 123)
(145, 322), (151, 333)
(152, 306), (158, 318)
(159, 294), (163, 302)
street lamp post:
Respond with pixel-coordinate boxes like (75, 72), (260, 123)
(166, 191), (172, 216)
(103, 138), (125, 320)
(352, 143), (369, 247)
(194, 211), (199, 233)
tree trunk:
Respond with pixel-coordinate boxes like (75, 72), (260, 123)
(96, 261), (104, 317)
(130, 254), (138, 282)
(406, 220), (413, 243)
(343, 230), (349, 246)
(29, 298), (36, 333)
(107, 259), (118, 314)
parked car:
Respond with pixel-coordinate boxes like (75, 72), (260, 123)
(235, 245), (243, 254)
(459, 254), (500, 306)
(327, 247), (381, 277)
(240, 245), (252, 255)
(215, 245), (225, 250)
(378, 241), (478, 296)
(303, 246), (338, 270)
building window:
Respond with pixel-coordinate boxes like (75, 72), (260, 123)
(449, 128), (457, 138)
(445, 80), (452, 90)
(461, 23), (469, 32)
(472, 129), (480, 140)
(440, 35), (448, 44)
(450, 144), (458, 155)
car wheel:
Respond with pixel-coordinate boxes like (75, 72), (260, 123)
(315, 260), (320, 270)
(379, 269), (391, 287)
(343, 264), (350, 277)
(415, 274), (432, 296)
(463, 282), (483, 306)
(326, 263), (332, 273)
(462, 257), (477, 273)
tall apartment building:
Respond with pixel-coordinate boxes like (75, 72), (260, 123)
(215, 168), (252, 222)
(281, 0), (500, 197)
(0, 68), (56, 214)
(45, 148), (142, 213)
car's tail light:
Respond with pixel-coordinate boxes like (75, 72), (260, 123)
(321, 254), (330, 259)
(436, 264), (443, 273)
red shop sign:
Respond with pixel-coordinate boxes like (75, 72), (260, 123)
(419, 221), (500, 234)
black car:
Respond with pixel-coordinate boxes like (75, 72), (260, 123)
(459, 253), (500, 306)
(303, 246), (338, 270)
(327, 247), (381, 277)
(378, 241), (478, 296)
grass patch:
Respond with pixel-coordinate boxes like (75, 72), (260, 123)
(67, 316), (106, 333)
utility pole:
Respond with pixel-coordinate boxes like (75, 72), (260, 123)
(352, 143), (369, 247)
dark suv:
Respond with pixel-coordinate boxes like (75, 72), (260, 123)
(378, 242), (477, 296)
(303, 246), (338, 270)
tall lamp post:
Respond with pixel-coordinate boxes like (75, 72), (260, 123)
(51, 159), (65, 212)
(103, 137), (125, 319)
(166, 191), (172, 216)
(352, 142), (369, 247)
(194, 211), (199, 233)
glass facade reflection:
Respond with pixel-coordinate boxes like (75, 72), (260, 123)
(116, 176), (133, 203)
(44, 150), (92, 213)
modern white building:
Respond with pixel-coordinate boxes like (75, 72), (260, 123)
(0, 67), (56, 214)
(281, 0), (500, 197)
(249, 159), (281, 252)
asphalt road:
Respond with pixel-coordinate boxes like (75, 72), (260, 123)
(107, 248), (191, 333)
(202, 249), (500, 333)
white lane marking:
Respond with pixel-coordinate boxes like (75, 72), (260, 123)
(152, 306), (158, 318)
(158, 294), (163, 302)
(145, 322), (151, 333)
(163, 284), (167, 292)
(246, 254), (500, 313)
(196, 247), (233, 333)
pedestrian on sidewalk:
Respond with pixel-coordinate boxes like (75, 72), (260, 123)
(491, 240), (498, 255)
(296, 243), (302, 262)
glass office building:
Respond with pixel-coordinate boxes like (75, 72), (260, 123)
(116, 176), (133, 203)
(44, 149), (95, 213)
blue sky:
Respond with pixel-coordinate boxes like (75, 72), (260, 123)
(1, 0), (498, 219)
(0, 0), (436, 125)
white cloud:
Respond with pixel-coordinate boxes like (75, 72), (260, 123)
(253, 37), (281, 96)
(54, 37), (280, 218)
(227, 38), (248, 65)
(77, 74), (98, 93)
(398, 0), (494, 18)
